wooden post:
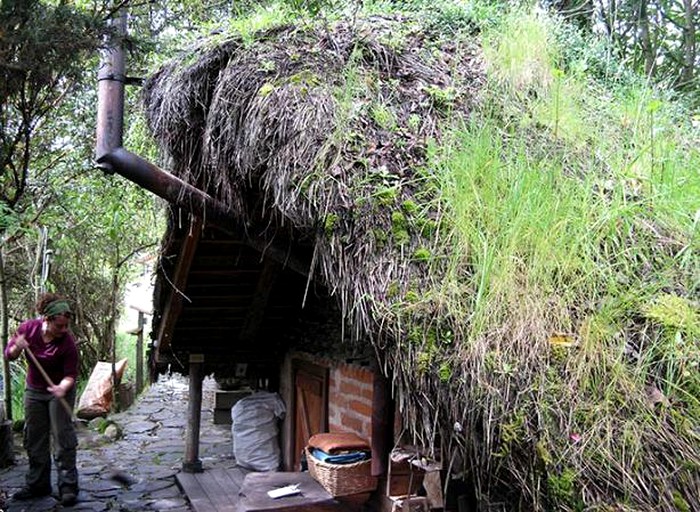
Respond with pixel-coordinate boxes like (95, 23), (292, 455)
(183, 354), (204, 473)
(371, 359), (394, 477)
(136, 311), (144, 393)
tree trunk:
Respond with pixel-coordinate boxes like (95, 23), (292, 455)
(0, 244), (12, 421)
(553, 0), (594, 30)
(637, 1), (655, 77)
(681, 0), (696, 87)
(599, 0), (623, 53)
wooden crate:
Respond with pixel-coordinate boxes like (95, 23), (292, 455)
(215, 389), (252, 409)
(379, 495), (430, 512)
(213, 389), (252, 424)
(386, 449), (425, 497)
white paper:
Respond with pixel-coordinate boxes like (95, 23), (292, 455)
(267, 484), (301, 499)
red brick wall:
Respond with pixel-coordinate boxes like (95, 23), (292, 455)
(286, 352), (374, 442)
(328, 361), (374, 441)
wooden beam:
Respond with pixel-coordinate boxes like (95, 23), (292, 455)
(371, 359), (394, 478)
(156, 216), (202, 357)
(136, 311), (145, 393)
(237, 260), (282, 345)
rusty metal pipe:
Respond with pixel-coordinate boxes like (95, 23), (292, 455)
(96, 147), (234, 225)
(97, 148), (311, 276)
(96, 11), (127, 164)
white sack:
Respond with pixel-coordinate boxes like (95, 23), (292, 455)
(231, 391), (286, 471)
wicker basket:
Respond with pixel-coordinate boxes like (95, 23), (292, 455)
(306, 447), (377, 497)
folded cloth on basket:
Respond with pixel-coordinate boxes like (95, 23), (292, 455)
(311, 448), (370, 464)
(308, 432), (370, 454)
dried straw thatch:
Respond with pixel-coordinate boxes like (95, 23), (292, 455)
(143, 14), (699, 512)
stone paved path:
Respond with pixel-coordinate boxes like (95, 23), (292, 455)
(0, 375), (236, 511)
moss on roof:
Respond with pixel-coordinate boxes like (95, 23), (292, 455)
(144, 10), (700, 511)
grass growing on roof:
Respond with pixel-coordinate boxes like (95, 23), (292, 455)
(142, 2), (700, 509)
(420, 6), (699, 509)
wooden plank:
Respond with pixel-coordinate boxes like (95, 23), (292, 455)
(194, 470), (239, 512)
(210, 469), (244, 500)
(156, 215), (202, 355)
(225, 467), (248, 488)
(176, 472), (217, 512)
(238, 259), (281, 345)
(236, 472), (342, 512)
(189, 269), (267, 276)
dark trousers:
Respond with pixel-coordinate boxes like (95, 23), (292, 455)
(23, 387), (79, 494)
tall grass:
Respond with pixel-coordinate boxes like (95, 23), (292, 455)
(9, 361), (26, 422)
(421, 5), (699, 508)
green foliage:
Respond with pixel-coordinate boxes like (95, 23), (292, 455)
(391, 211), (410, 246)
(404, 290), (419, 303)
(375, 186), (399, 206)
(547, 467), (582, 510)
(437, 361), (452, 381)
(285, 0), (338, 17)
(424, 85), (457, 110)
(412, 247), (431, 262)
(401, 200), (418, 215)
(0, 0), (104, 102)
(403, 5), (700, 508)
(9, 361), (26, 421)
(0, 0), (104, 209)
(673, 490), (691, 512)
(228, 3), (296, 45)
(643, 294), (699, 333)
(324, 213), (339, 235)
(115, 332), (137, 384)
(370, 103), (397, 131)
(407, 113), (422, 132)
(375, 0), (505, 38)
(484, 9), (557, 97)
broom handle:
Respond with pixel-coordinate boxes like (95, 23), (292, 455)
(24, 347), (75, 418)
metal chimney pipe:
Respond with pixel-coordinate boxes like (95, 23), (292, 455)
(96, 148), (310, 276)
(96, 10), (127, 168)
(96, 148), (235, 225)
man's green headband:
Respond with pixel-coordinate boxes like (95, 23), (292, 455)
(44, 300), (71, 317)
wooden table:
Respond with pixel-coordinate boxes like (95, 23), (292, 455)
(235, 472), (351, 512)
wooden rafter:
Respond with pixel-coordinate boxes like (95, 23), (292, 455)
(155, 215), (202, 359)
(237, 259), (281, 345)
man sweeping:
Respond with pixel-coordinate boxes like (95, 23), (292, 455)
(4, 293), (79, 506)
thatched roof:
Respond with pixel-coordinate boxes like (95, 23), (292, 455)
(143, 13), (699, 512)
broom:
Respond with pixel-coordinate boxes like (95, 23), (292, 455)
(23, 347), (135, 487)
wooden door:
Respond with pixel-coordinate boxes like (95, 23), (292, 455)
(292, 360), (328, 471)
